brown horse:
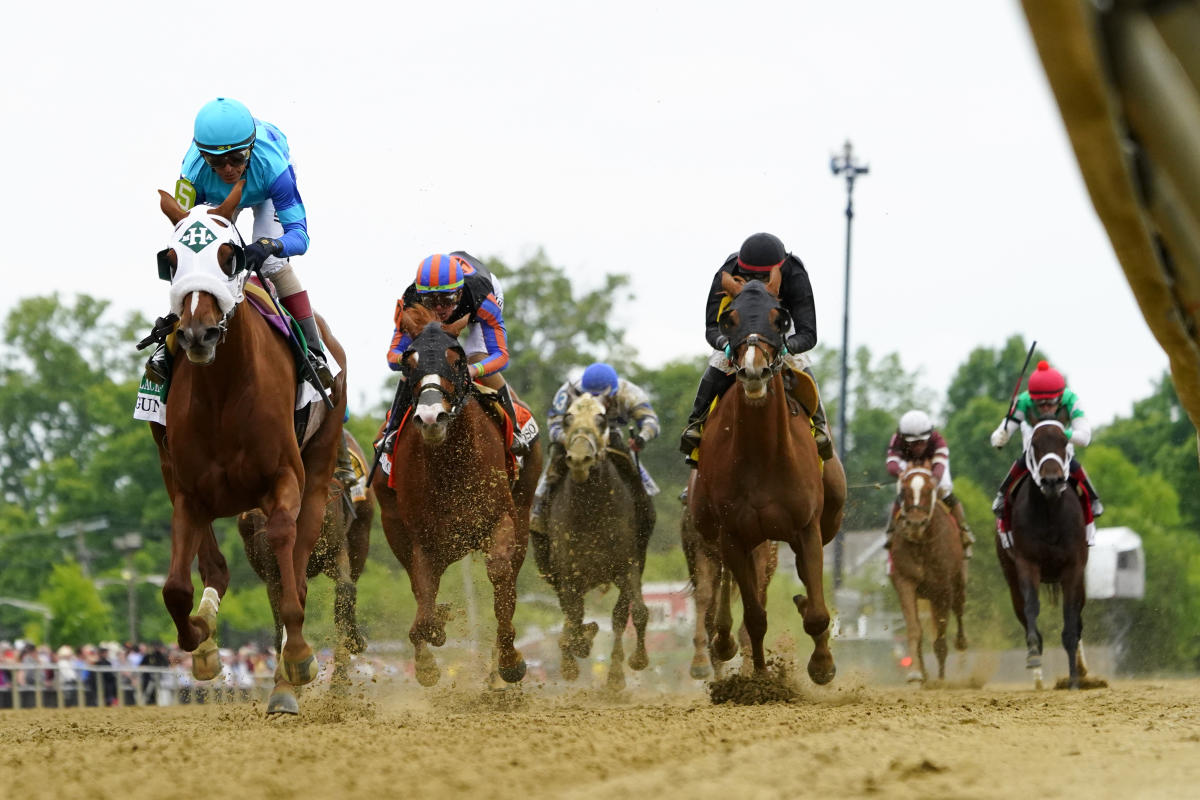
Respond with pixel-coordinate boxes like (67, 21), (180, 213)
(997, 419), (1090, 689)
(237, 429), (374, 713)
(374, 302), (542, 687)
(150, 183), (345, 700)
(890, 463), (967, 684)
(680, 491), (777, 679)
(689, 269), (845, 684)
(543, 392), (650, 689)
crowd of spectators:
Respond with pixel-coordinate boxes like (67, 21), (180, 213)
(0, 640), (279, 709)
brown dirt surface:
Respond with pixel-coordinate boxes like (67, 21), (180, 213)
(3, 678), (1200, 799)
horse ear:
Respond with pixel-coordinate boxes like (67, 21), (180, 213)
(158, 190), (188, 226)
(765, 265), (782, 296)
(720, 271), (744, 296)
(212, 181), (244, 221)
(442, 314), (470, 338)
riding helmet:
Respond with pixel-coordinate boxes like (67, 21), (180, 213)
(415, 254), (467, 293)
(580, 362), (619, 397)
(1027, 361), (1066, 399)
(193, 98), (257, 154)
(736, 232), (787, 274)
(898, 409), (933, 439)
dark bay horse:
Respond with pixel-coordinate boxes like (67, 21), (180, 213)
(238, 429), (373, 713)
(680, 492), (776, 680)
(689, 269), (845, 684)
(890, 464), (967, 684)
(374, 302), (542, 687)
(543, 392), (649, 689)
(150, 183), (346, 698)
(997, 419), (1089, 689)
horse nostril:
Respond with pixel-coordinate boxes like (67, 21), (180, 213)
(201, 326), (221, 346)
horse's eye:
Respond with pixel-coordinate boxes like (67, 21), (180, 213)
(595, 414), (606, 428)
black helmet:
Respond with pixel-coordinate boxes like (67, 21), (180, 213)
(736, 232), (787, 274)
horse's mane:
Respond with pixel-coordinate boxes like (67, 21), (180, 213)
(400, 299), (471, 339)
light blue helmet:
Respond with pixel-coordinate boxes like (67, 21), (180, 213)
(193, 98), (256, 154)
(580, 362), (619, 397)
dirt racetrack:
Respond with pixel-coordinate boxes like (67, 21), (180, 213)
(3, 676), (1199, 799)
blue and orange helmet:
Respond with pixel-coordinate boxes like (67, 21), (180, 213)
(415, 254), (467, 293)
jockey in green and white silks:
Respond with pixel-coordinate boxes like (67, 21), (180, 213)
(530, 363), (660, 543)
(990, 360), (1103, 546)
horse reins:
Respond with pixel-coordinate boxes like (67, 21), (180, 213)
(1025, 420), (1069, 488)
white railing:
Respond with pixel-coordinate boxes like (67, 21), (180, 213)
(0, 662), (275, 710)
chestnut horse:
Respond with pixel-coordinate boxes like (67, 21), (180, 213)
(543, 392), (650, 689)
(890, 463), (967, 684)
(237, 429), (374, 713)
(374, 302), (542, 687)
(150, 183), (346, 700)
(680, 491), (776, 680)
(689, 269), (845, 684)
(997, 419), (1090, 689)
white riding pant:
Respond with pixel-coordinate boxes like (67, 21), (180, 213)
(462, 273), (505, 357)
(234, 199), (290, 277)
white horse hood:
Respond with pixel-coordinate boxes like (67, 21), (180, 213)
(166, 207), (246, 317)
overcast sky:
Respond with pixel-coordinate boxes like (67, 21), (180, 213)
(0, 1), (1168, 426)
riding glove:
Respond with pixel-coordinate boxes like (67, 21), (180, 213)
(245, 237), (282, 270)
(990, 425), (1011, 449)
(629, 433), (646, 452)
(715, 335), (732, 359)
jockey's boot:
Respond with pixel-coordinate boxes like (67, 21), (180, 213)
(801, 367), (836, 461)
(1070, 464), (1105, 518)
(679, 366), (735, 463)
(295, 315), (335, 390)
(947, 494), (975, 559)
(334, 436), (357, 489)
(529, 449), (565, 534)
(883, 499), (899, 550)
(145, 342), (172, 384)
(496, 383), (530, 457)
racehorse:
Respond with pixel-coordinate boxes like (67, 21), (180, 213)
(680, 492), (776, 680)
(237, 429), (373, 713)
(150, 183), (346, 702)
(689, 268), (845, 684)
(542, 392), (649, 689)
(889, 463), (967, 684)
(997, 419), (1090, 689)
(374, 302), (542, 687)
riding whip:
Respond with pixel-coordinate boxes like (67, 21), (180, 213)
(1003, 339), (1038, 424)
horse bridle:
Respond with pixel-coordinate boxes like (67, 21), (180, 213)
(897, 465), (937, 541)
(731, 332), (787, 380)
(406, 342), (473, 419)
(1025, 420), (1069, 488)
(161, 211), (250, 342)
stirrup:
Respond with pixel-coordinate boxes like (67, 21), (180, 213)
(510, 430), (531, 458)
(308, 350), (334, 390)
(1091, 498), (1104, 517)
(814, 430), (834, 461)
(145, 344), (171, 383)
(679, 423), (702, 457)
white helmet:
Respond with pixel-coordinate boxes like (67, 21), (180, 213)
(898, 409), (933, 440)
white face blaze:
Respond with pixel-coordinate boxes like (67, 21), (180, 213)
(739, 343), (769, 400)
(166, 207), (246, 317)
(908, 473), (926, 509)
(414, 373), (447, 426)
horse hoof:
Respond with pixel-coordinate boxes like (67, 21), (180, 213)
(792, 594), (808, 615)
(713, 635), (738, 663)
(690, 662), (713, 681)
(283, 653), (319, 686)
(498, 659), (527, 684)
(561, 657), (579, 682)
(266, 688), (299, 716)
(628, 650), (649, 671)
(416, 664), (441, 687)
(906, 670), (925, 684)
(583, 621), (599, 642)
(955, 634), (968, 652)
(606, 669), (626, 692)
(568, 636), (592, 660)
(1026, 656), (1042, 670)
(808, 656), (836, 686)
(191, 638), (221, 681)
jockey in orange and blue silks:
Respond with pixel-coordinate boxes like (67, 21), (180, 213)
(385, 252), (535, 456)
(883, 409), (976, 559)
(144, 97), (333, 390)
(990, 360), (1103, 545)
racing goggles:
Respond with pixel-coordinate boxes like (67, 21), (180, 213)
(202, 148), (252, 170)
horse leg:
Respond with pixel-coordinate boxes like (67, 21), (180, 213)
(265, 581), (299, 716)
(486, 515), (527, 683)
(711, 565), (738, 664)
(161, 501), (215, 671)
(186, 526), (229, 682)
(626, 567), (650, 673)
(407, 543), (444, 687)
(954, 561), (968, 652)
(607, 586), (631, 691)
(1014, 563), (1044, 688)
(893, 577), (925, 684)
(793, 523), (834, 685)
(263, 472), (318, 687)
(688, 543), (718, 680)
(931, 598), (950, 681)
(723, 542), (767, 675)
(330, 547), (361, 693)
(1061, 565), (1086, 690)
(557, 587), (586, 682)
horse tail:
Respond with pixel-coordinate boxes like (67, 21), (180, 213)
(1043, 582), (1062, 607)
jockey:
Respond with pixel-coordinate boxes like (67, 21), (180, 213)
(145, 98), (333, 390)
(884, 409), (976, 559)
(385, 252), (536, 456)
(990, 360), (1104, 535)
(679, 232), (833, 464)
(529, 361), (660, 553)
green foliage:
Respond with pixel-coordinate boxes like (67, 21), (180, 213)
(31, 562), (115, 647)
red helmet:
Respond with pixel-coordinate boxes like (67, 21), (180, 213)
(1027, 360), (1065, 400)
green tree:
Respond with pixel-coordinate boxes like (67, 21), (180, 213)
(29, 562), (114, 647)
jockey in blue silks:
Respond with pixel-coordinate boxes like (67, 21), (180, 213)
(144, 97), (332, 389)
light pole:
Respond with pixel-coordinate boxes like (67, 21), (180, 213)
(112, 532), (143, 643)
(830, 140), (869, 590)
